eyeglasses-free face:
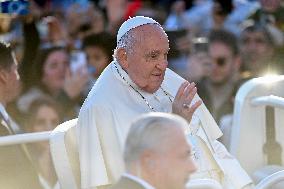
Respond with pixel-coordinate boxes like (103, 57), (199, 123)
(241, 31), (271, 55)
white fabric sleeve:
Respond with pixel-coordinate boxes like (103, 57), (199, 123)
(213, 140), (254, 189)
(77, 104), (110, 189)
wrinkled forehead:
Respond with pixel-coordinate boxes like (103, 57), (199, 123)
(131, 24), (168, 39)
(131, 25), (169, 54)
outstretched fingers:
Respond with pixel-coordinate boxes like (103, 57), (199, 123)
(186, 100), (202, 114)
(185, 84), (197, 104)
(173, 81), (202, 123)
(176, 81), (189, 100)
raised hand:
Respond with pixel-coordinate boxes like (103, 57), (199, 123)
(172, 81), (202, 123)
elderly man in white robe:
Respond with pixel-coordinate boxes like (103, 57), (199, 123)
(78, 16), (253, 189)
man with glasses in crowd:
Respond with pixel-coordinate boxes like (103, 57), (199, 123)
(198, 29), (243, 124)
(198, 29), (245, 148)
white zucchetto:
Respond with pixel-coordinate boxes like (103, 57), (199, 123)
(117, 16), (159, 44)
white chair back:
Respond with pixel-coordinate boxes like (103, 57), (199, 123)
(255, 170), (284, 189)
(230, 75), (284, 176)
(50, 118), (80, 189)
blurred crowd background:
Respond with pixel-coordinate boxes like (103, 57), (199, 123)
(1, 0), (284, 187)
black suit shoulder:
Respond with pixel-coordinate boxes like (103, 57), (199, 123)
(110, 176), (146, 189)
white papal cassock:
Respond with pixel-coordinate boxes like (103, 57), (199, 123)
(77, 60), (253, 189)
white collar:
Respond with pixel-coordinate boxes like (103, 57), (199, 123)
(112, 60), (173, 111)
(0, 103), (9, 121)
(122, 173), (155, 189)
(112, 60), (156, 98)
(111, 61), (178, 99)
(112, 60), (139, 90)
(112, 60), (171, 97)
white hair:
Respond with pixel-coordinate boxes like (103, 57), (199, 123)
(115, 30), (136, 55)
(123, 112), (188, 169)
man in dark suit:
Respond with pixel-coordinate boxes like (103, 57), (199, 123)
(110, 113), (197, 189)
(0, 41), (43, 188)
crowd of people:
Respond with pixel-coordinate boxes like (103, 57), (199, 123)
(0, 0), (284, 189)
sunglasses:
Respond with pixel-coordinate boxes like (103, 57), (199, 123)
(213, 57), (227, 67)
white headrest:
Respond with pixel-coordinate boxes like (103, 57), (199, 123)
(117, 16), (159, 43)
